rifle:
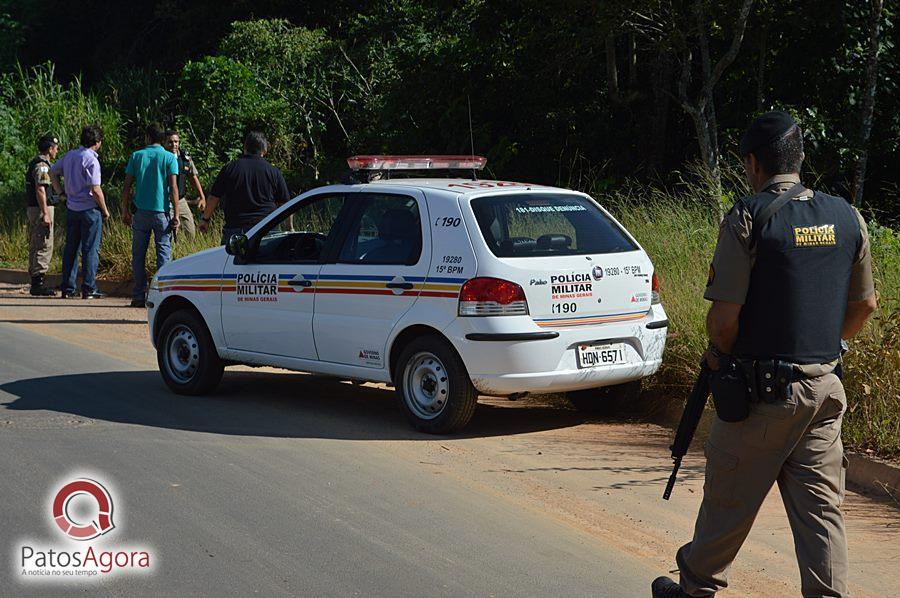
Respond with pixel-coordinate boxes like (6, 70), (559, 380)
(663, 363), (711, 500)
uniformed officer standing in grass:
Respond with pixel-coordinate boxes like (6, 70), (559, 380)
(652, 111), (878, 598)
(164, 129), (205, 237)
(25, 135), (60, 296)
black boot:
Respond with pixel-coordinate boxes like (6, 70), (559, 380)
(651, 576), (691, 597)
(30, 275), (57, 297)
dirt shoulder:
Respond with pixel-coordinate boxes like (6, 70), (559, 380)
(1, 281), (897, 597)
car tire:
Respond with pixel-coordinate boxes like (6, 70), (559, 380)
(157, 309), (224, 395)
(395, 335), (477, 434)
(566, 380), (642, 413)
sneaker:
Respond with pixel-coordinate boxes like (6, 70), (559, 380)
(82, 290), (108, 300)
(129, 298), (146, 308)
(651, 576), (690, 598)
(61, 290), (79, 299)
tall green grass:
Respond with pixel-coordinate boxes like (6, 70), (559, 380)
(0, 200), (224, 279)
(599, 183), (899, 460)
(0, 64), (125, 210)
(0, 60), (895, 459)
(3, 179), (896, 457)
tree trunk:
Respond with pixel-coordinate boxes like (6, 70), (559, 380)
(649, 49), (673, 171)
(605, 35), (620, 104)
(689, 105), (723, 218)
(627, 33), (637, 87)
(851, 0), (884, 206)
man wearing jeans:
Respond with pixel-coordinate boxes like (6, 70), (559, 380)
(122, 123), (180, 308)
(50, 124), (111, 299)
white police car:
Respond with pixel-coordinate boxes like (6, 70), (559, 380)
(147, 156), (668, 433)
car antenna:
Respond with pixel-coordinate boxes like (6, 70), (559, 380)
(468, 95), (477, 181)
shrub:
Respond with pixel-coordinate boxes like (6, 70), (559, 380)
(175, 56), (272, 174)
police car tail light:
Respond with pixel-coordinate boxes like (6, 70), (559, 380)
(347, 155), (487, 171)
(458, 278), (528, 316)
(651, 272), (661, 305)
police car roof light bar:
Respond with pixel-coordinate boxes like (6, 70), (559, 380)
(347, 155), (487, 171)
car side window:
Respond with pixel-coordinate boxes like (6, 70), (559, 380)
(338, 194), (422, 266)
(251, 194), (346, 264)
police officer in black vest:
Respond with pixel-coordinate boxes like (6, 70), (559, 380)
(25, 135), (61, 296)
(653, 112), (877, 597)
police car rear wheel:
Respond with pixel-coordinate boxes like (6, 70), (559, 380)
(157, 309), (223, 395)
(566, 380), (641, 413)
(396, 336), (477, 434)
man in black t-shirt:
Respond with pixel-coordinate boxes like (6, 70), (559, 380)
(198, 131), (291, 245)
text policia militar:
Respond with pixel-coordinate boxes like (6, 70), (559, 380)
(20, 544), (150, 576)
(550, 273), (593, 299)
(236, 271), (278, 302)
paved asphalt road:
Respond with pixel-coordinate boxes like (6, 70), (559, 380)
(1, 287), (897, 598)
(0, 321), (650, 597)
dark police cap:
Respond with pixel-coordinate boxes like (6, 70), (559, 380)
(739, 111), (798, 156)
(38, 135), (59, 152)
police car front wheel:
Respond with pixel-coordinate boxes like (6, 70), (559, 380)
(157, 309), (224, 395)
(396, 336), (477, 434)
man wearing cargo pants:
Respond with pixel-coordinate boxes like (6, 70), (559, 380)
(25, 135), (60, 296)
(652, 111), (877, 597)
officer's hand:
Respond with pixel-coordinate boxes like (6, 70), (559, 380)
(702, 349), (721, 371)
(198, 219), (208, 234)
(122, 211), (132, 226)
(41, 212), (52, 227)
(197, 199), (206, 212)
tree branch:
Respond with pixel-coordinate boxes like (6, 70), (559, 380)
(701, 0), (755, 100)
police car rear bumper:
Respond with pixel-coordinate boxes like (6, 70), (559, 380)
(444, 305), (668, 396)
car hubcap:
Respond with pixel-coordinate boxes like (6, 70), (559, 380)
(403, 352), (449, 420)
(165, 325), (199, 383)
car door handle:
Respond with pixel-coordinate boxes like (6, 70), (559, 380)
(386, 282), (414, 290)
(288, 279), (313, 287)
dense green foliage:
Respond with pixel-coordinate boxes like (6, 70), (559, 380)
(0, 1), (895, 217)
(0, 3), (896, 456)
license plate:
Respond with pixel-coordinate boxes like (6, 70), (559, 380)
(576, 343), (627, 369)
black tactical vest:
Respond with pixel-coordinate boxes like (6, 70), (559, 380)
(176, 153), (187, 198)
(24, 156), (50, 208)
(732, 191), (861, 364)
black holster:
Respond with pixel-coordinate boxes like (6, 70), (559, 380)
(709, 357), (751, 422)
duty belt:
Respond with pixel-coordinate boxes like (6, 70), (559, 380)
(735, 357), (842, 404)
(735, 358), (795, 404)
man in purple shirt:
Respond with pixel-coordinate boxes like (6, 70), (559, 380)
(49, 124), (111, 299)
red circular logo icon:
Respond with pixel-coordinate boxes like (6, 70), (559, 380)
(52, 478), (115, 541)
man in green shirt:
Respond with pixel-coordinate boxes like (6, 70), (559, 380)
(122, 122), (179, 307)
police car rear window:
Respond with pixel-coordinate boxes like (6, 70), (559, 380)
(471, 194), (637, 257)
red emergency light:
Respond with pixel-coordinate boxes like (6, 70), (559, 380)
(347, 155), (487, 171)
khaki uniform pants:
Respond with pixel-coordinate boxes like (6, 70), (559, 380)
(678, 373), (849, 597)
(177, 197), (196, 237)
(27, 206), (54, 277)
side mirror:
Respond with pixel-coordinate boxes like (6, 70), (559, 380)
(225, 234), (249, 258)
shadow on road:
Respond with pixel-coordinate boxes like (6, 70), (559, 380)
(0, 319), (140, 325)
(0, 369), (590, 440)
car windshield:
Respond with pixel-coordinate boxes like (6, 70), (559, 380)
(471, 194), (637, 257)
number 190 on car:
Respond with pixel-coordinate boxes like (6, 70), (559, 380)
(576, 343), (627, 369)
